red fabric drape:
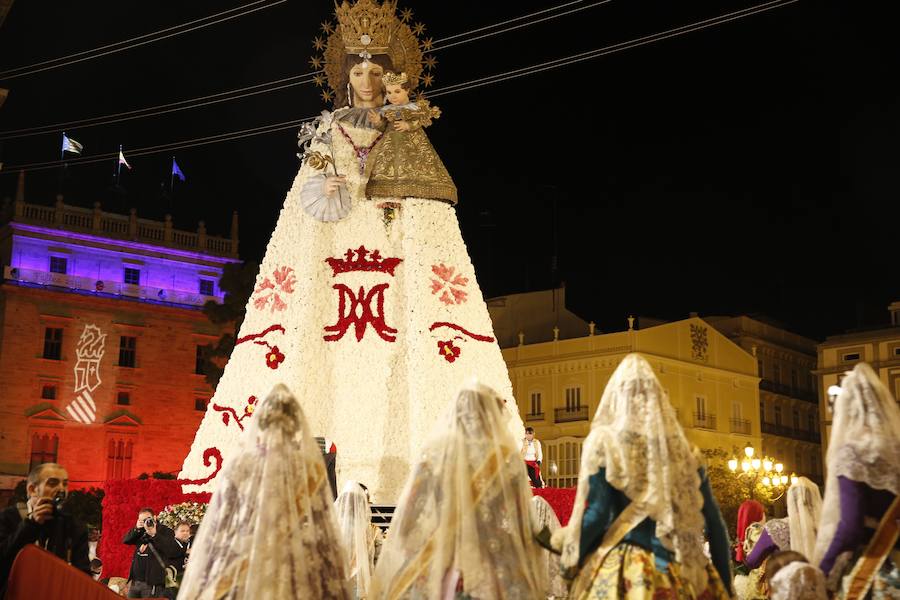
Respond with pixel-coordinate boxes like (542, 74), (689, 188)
(6, 544), (123, 600)
(532, 487), (577, 526)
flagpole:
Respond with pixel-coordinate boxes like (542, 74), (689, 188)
(58, 132), (66, 194)
(170, 156), (175, 195)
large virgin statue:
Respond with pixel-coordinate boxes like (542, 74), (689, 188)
(180, 0), (525, 502)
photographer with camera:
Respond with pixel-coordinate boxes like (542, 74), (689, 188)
(122, 508), (179, 598)
(0, 463), (90, 591)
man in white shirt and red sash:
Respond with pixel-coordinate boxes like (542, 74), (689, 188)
(521, 427), (543, 488)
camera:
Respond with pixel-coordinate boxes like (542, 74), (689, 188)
(144, 517), (156, 528)
(51, 491), (66, 515)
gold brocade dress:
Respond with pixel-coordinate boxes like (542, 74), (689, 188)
(365, 100), (458, 204)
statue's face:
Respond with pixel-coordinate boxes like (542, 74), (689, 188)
(349, 61), (384, 107)
(385, 83), (409, 105)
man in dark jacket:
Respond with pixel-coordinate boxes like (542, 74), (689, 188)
(0, 463), (90, 589)
(123, 507), (179, 598)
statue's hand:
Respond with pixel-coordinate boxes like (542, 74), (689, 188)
(324, 175), (347, 197)
(393, 120), (411, 132)
(367, 109), (382, 125)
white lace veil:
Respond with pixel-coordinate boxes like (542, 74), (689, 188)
(335, 480), (374, 598)
(531, 495), (567, 599)
(177, 384), (350, 600)
(813, 362), (900, 567)
(769, 562), (828, 600)
(556, 353), (709, 593)
(787, 477), (822, 561)
(369, 381), (546, 600)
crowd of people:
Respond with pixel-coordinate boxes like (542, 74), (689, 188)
(2, 356), (898, 599)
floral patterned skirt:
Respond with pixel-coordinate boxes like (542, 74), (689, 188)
(570, 543), (730, 600)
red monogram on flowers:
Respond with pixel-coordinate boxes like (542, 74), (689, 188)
(326, 245), (402, 277)
(337, 123), (383, 174)
(324, 283), (397, 342)
(430, 263), (469, 305)
(437, 340), (461, 363)
(213, 396), (257, 431)
(252, 266), (296, 313)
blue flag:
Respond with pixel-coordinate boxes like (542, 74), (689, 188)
(61, 133), (83, 155)
(172, 158), (185, 182)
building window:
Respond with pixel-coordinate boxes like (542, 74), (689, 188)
(40, 385), (57, 400)
(774, 405), (783, 426)
(731, 400), (742, 420)
(807, 411), (814, 432)
(106, 439), (134, 480)
(759, 400), (766, 423)
(811, 453), (820, 476)
(117, 391), (131, 406)
(42, 328), (63, 360)
(841, 351), (861, 362)
(792, 408), (800, 430)
(772, 364), (781, 384)
(894, 347), (900, 357)
(29, 433), (59, 470)
(49, 256), (68, 274)
(194, 398), (208, 411)
(695, 395), (707, 419)
(530, 391), (542, 416)
(565, 386), (581, 411)
(791, 368), (798, 389)
(757, 359), (764, 378)
(118, 336), (137, 367)
(195, 345), (206, 375)
(199, 279), (215, 296)
(123, 267), (141, 285)
(794, 447), (804, 473)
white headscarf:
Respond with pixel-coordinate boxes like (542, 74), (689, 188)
(556, 354), (710, 593)
(813, 362), (900, 566)
(531, 495), (567, 599)
(178, 384), (350, 600)
(369, 381), (546, 600)
(786, 477), (822, 561)
(335, 480), (374, 598)
(769, 562), (828, 600)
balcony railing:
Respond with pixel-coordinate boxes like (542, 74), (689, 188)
(555, 406), (588, 423)
(730, 418), (752, 435)
(761, 421), (821, 443)
(3, 265), (216, 308)
(526, 412), (545, 421)
(693, 412), (717, 430)
(759, 379), (817, 403)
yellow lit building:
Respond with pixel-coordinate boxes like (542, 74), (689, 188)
(815, 301), (900, 465)
(490, 288), (762, 487)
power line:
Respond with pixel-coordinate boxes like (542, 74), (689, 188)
(3, 0), (798, 174)
(0, 0), (287, 81)
(0, 0), (607, 140)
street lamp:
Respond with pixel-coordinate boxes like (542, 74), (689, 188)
(727, 444), (797, 501)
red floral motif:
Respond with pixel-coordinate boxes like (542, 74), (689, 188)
(213, 396), (257, 431)
(430, 263), (469, 305)
(266, 346), (285, 369)
(437, 340), (461, 363)
(429, 321), (495, 343)
(252, 266), (297, 313)
(236, 325), (286, 369)
(179, 447), (223, 486)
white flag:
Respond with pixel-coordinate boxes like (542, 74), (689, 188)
(62, 133), (83, 155)
(118, 149), (131, 170)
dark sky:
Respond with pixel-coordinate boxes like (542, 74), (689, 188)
(1, 1), (897, 340)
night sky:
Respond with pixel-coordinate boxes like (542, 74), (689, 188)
(1, 1), (897, 340)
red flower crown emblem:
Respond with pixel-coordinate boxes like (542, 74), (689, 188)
(325, 245), (402, 277)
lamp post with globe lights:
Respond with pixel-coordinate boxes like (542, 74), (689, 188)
(727, 443), (799, 501)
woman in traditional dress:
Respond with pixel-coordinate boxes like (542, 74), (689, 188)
(552, 354), (732, 600)
(369, 381), (546, 600)
(531, 495), (568, 599)
(813, 362), (900, 598)
(180, 0), (525, 503)
(335, 480), (379, 599)
(177, 384), (350, 600)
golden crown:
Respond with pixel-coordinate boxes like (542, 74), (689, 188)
(382, 71), (408, 86)
(335, 0), (395, 54)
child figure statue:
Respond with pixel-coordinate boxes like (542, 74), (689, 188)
(365, 72), (457, 213)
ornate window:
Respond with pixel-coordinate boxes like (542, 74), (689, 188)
(29, 433), (59, 470)
(106, 438), (134, 480)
